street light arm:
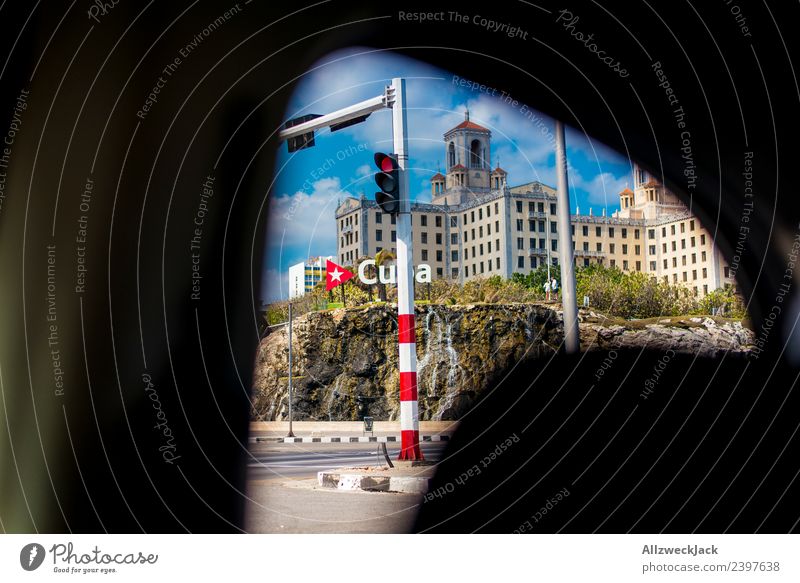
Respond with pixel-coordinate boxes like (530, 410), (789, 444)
(278, 88), (394, 142)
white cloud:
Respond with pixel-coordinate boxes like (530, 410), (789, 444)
(355, 164), (371, 177)
(264, 177), (346, 292)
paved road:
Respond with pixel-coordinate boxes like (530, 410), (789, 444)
(245, 442), (446, 533)
(246, 441), (447, 480)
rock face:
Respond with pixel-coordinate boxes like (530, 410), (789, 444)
(251, 304), (754, 422)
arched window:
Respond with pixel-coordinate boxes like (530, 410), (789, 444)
(448, 142), (456, 167)
(470, 139), (481, 167)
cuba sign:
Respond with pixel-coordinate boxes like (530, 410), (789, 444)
(326, 259), (431, 291)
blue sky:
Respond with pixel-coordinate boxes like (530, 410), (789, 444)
(263, 48), (633, 303)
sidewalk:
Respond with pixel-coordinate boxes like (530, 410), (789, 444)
(249, 420), (457, 444)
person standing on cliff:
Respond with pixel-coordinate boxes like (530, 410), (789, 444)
(544, 279), (551, 302)
(551, 277), (559, 302)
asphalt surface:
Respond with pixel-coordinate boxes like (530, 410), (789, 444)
(245, 442), (446, 533)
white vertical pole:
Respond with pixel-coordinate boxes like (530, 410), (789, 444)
(287, 301), (295, 437)
(392, 78), (422, 460)
(555, 121), (580, 354)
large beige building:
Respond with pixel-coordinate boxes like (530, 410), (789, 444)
(336, 112), (733, 297)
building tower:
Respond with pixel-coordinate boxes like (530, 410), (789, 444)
(434, 110), (492, 205)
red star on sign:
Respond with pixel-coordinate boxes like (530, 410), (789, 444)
(325, 259), (354, 291)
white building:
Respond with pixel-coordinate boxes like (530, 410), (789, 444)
(288, 256), (333, 299)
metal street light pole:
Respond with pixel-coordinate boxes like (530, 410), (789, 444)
(392, 77), (423, 461)
(287, 301), (295, 437)
(555, 121), (580, 354)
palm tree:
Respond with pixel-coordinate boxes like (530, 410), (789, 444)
(374, 249), (395, 302)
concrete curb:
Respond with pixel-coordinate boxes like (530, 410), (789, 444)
(252, 434), (450, 444)
(317, 470), (432, 494)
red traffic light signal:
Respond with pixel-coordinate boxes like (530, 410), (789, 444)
(374, 152), (399, 214)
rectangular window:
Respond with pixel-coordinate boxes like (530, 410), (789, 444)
(662, 243), (667, 253)
(517, 237), (524, 250)
(692, 253), (696, 264)
(478, 208), (483, 220)
(452, 268), (458, 279)
(681, 239), (686, 249)
(683, 272), (688, 282)
(701, 234), (706, 245)
(609, 227), (615, 238)
(376, 212), (382, 224)
(704, 284), (708, 295)
(650, 261), (657, 271)
(421, 232), (428, 244)
(622, 244), (628, 254)
(471, 211), (475, 222)
(517, 219), (523, 231)
(673, 257), (677, 268)
(701, 251), (706, 261)
(672, 241), (677, 251)
(479, 244), (484, 256)
(636, 261), (642, 271)
(495, 202), (499, 214)
(583, 242), (589, 251)
(539, 220), (545, 232)
(496, 257), (500, 269)
(451, 216), (458, 227)
(582, 225), (589, 236)
(539, 238), (545, 249)
(550, 203), (557, 215)
(436, 250), (442, 262)
(436, 215), (442, 227)
(597, 243), (602, 252)
(538, 202), (544, 213)
(662, 227), (667, 237)
(682, 255), (687, 266)
(648, 229), (655, 239)
(610, 243), (616, 253)
(692, 269), (697, 280)
(451, 251), (458, 261)
(663, 259), (668, 269)
(465, 248), (469, 260)
(376, 230), (383, 241)
(702, 267), (707, 278)
(550, 221), (557, 233)
(635, 229), (640, 240)
(635, 245), (641, 254)
(623, 260), (629, 270)
(531, 257), (537, 269)
(571, 224), (575, 235)
(529, 220), (535, 231)
(622, 228), (628, 238)
(421, 249), (428, 261)
(610, 259), (616, 268)
(391, 231), (396, 242)
(472, 228), (475, 240)
(673, 273), (678, 283)
(516, 201), (523, 213)
(551, 239), (558, 251)
(671, 225), (676, 235)
(451, 233), (458, 244)
(518, 256), (524, 268)
(391, 214), (396, 225)
(421, 214), (427, 227)
(436, 233), (442, 244)
(649, 245), (656, 255)
(690, 220), (695, 231)
(691, 236), (696, 247)
(495, 220), (500, 232)
(464, 231), (468, 243)
(680, 222), (686, 233)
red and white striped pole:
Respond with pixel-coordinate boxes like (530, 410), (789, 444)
(392, 77), (422, 460)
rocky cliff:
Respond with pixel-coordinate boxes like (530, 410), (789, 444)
(251, 304), (754, 422)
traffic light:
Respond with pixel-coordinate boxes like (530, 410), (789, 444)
(374, 152), (399, 214)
